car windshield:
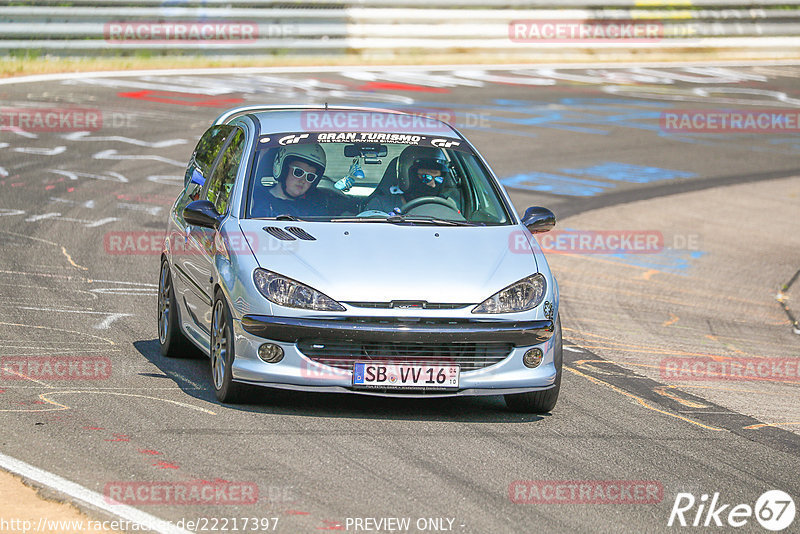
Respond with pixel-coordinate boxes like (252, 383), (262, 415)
(245, 133), (511, 225)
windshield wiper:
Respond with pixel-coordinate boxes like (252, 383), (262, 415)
(385, 215), (474, 226)
(327, 217), (392, 223)
(327, 216), (474, 226)
(274, 214), (301, 221)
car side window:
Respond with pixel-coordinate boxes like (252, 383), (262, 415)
(206, 128), (244, 215)
(184, 125), (235, 188)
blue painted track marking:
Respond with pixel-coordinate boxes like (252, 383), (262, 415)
(560, 162), (697, 184)
(501, 173), (611, 197)
(502, 162), (697, 196)
(597, 250), (707, 276)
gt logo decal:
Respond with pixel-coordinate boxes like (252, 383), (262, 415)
(278, 133), (309, 145)
(431, 138), (460, 148)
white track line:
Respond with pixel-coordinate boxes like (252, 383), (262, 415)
(0, 451), (191, 534)
(1, 60), (799, 86)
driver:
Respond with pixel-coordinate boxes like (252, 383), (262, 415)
(364, 146), (455, 214)
(260, 143), (327, 217)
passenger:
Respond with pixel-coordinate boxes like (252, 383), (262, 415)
(261, 143), (327, 218)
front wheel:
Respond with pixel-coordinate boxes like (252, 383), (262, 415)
(505, 315), (562, 414)
(158, 260), (192, 358)
(210, 290), (247, 403)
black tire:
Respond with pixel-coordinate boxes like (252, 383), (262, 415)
(158, 260), (193, 358)
(210, 290), (248, 403)
(505, 314), (562, 414)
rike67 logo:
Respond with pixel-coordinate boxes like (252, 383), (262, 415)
(668, 490), (795, 531)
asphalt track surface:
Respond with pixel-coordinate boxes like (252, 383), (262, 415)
(1, 64), (799, 533)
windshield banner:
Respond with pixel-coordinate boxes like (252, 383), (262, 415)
(257, 132), (471, 152)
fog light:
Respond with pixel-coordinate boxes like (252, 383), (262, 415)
(258, 343), (284, 364)
(523, 348), (543, 368)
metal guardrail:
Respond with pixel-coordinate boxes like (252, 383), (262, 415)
(1, 2), (799, 54)
(5, 0), (800, 5)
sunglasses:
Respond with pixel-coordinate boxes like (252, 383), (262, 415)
(290, 165), (318, 183)
(417, 172), (444, 184)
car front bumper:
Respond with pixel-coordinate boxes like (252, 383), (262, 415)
(231, 315), (558, 397)
(241, 315), (554, 344)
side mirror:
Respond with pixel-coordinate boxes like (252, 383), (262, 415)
(183, 200), (221, 229)
(521, 206), (556, 233)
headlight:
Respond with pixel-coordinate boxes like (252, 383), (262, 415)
(253, 269), (345, 311)
(472, 274), (547, 314)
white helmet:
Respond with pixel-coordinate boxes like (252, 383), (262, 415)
(272, 143), (327, 183)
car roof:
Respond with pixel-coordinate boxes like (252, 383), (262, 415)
(215, 105), (461, 138)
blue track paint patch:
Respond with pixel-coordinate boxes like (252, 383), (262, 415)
(561, 162), (697, 183)
(502, 162), (697, 196)
(501, 172), (611, 197)
(598, 249), (707, 276)
(768, 137), (800, 151)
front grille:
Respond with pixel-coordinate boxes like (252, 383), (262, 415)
(297, 340), (513, 371)
(345, 302), (469, 310)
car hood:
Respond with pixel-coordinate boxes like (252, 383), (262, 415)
(240, 220), (539, 304)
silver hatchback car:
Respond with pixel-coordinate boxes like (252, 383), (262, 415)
(158, 105), (561, 413)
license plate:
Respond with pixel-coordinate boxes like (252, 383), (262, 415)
(352, 362), (460, 389)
